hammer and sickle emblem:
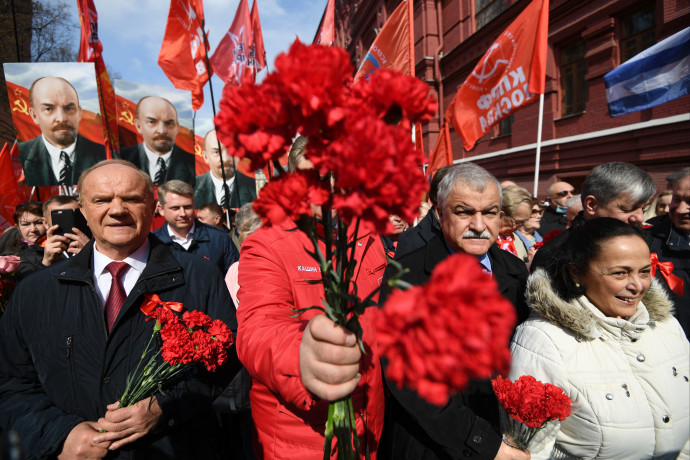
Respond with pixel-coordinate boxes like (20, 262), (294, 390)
(194, 143), (202, 156)
(12, 99), (29, 116)
(119, 110), (134, 125)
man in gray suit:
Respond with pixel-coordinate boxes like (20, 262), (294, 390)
(194, 129), (256, 209)
(120, 96), (195, 186)
(18, 76), (106, 186)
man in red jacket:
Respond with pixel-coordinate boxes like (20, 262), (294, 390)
(236, 137), (387, 459)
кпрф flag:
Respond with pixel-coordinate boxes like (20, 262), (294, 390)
(446, 0), (549, 151)
(604, 27), (690, 117)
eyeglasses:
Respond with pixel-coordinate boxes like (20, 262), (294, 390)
(531, 208), (545, 216)
(507, 215), (529, 227)
(552, 189), (576, 198)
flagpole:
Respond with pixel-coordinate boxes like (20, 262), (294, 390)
(201, 20), (235, 228)
(532, 93), (544, 198)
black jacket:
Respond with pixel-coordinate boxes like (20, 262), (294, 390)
(152, 220), (239, 275)
(18, 135), (106, 186)
(378, 234), (528, 460)
(120, 143), (196, 186)
(646, 214), (690, 338)
(0, 235), (237, 459)
(539, 205), (568, 236)
(193, 171), (256, 209)
(395, 210), (441, 259)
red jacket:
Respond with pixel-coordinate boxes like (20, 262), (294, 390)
(237, 219), (387, 459)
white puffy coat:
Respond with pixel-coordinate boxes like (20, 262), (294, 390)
(509, 270), (690, 460)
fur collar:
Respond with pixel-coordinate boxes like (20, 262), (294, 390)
(526, 269), (674, 338)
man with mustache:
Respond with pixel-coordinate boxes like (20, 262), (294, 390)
(18, 76), (106, 186)
(120, 96), (195, 186)
(379, 163), (529, 460)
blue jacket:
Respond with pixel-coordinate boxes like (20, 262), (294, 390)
(0, 235), (238, 459)
(152, 219), (239, 275)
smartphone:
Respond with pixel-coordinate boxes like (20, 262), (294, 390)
(51, 209), (92, 239)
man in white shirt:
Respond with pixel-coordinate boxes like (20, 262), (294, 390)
(0, 160), (237, 458)
(194, 129), (256, 209)
(153, 180), (239, 275)
(18, 76), (106, 186)
(120, 96), (195, 186)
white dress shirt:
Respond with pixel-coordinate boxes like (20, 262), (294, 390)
(143, 144), (172, 178)
(42, 135), (76, 181)
(168, 222), (195, 250)
(93, 239), (150, 306)
(209, 171), (235, 206)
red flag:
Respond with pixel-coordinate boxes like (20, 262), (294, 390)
(250, 0), (266, 70)
(77, 0), (101, 62)
(0, 143), (26, 230)
(210, 0), (253, 86)
(158, 0), (209, 110)
(353, 0), (414, 82)
(314, 0), (335, 46)
(427, 122), (452, 181)
(77, 0), (119, 158)
(414, 121), (425, 156)
(447, 0), (549, 151)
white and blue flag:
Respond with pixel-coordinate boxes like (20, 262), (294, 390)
(604, 27), (690, 117)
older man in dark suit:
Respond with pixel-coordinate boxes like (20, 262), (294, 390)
(194, 130), (256, 209)
(379, 163), (529, 460)
(19, 76), (106, 186)
(120, 96), (195, 186)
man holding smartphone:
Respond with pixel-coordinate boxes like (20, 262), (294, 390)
(41, 196), (90, 265)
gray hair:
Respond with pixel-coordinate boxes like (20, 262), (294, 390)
(667, 167), (690, 188)
(158, 180), (194, 206)
(78, 159), (154, 204)
(501, 185), (533, 217)
(565, 195), (581, 208)
(437, 163), (502, 212)
(235, 202), (261, 234)
(581, 162), (655, 207)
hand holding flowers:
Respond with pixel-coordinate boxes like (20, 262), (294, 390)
(492, 375), (572, 452)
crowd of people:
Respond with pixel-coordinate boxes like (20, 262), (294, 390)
(0, 144), (688, 460)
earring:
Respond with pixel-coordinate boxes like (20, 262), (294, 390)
(574, 282), (580, 288)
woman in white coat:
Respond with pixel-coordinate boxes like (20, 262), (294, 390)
(510, 218), (689, 459)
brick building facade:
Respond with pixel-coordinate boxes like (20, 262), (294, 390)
(332, 0), (690, 199)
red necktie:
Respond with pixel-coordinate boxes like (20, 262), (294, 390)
(104, 261), (130, 332)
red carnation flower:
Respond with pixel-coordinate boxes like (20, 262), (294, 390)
(208, 319), (234, 348)
(183, 310), (212, 329)
(253, 169), (330, 226)
(351, 69), (438, 130)
(146, 307), (178, 327)
(377, 254), (516, 406)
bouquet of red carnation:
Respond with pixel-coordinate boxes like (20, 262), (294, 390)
(492, 375), (572, 452)
(376, 254), (517, 406)
(0, 255), (20, 318)
(117, 295), (234, 408)
(217, 40), (436, 460)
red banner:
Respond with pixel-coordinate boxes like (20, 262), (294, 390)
(250, 0), (266, 71)
(158, 0), (209, 110)
(427, 122), (452, 181)
(77, 0), (119, 156)
(314, 0), (335, 46)
(0, 143), (26, 230)
(210, 0), (253, 86)
(353, 0), (414, 82)
(115, 93), (210, 177)
(447, 0), (549, 151)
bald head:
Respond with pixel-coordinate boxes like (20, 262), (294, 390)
(547, 181), (575, 208)
(79, 160), (156, 260)
(28, 77), (82, 149)
(202, 129), (236, 180)
(134, 96), (180, 155)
